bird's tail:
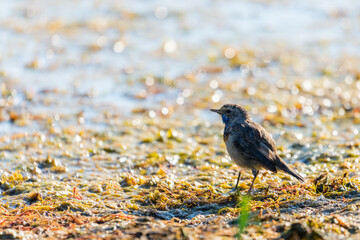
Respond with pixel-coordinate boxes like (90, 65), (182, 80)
(275, 157), (304, 182)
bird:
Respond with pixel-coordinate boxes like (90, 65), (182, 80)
(210, 104), (304, 194)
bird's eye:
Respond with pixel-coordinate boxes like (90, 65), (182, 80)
(226, 110), (231, 114)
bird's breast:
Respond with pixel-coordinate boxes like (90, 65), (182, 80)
(225, 134), (249, 168)
(223, 132), (229, 142)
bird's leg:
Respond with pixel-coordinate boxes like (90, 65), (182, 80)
(247, 169), (259, 195)
(235, 171), (242, 189)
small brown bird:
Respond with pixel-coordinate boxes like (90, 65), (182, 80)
(210, 104), (304, 194)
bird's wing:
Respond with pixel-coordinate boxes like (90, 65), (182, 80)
(233, 121), (304, 181)
(234, 122), (278, 172)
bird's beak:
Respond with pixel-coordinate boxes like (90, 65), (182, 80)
(210, 109), (222, 114)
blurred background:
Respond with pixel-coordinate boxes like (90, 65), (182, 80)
(0, 0), (360, 140)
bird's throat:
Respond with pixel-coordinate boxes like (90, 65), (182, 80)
(221, 114), (230, 125)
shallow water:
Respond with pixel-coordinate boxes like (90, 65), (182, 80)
(1, 0), (360, 111)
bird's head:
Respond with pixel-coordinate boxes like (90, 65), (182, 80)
(210, 104), (250, 125)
